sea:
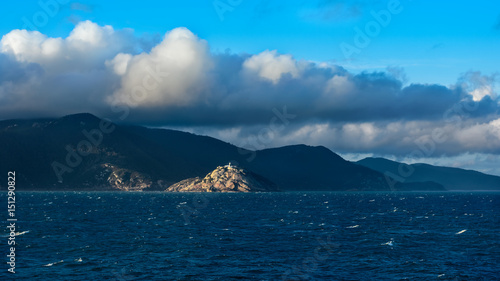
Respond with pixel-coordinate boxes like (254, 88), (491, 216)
(1, 191), (499, 280)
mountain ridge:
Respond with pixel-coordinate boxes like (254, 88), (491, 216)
(0, 113), (484, 191)
(357, 157), (500, 191)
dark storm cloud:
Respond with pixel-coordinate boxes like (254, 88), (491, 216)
(123, 69), (491, 128)
(0, 54), (43, 84)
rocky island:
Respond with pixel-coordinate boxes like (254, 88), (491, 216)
(166, 163), (279, 192)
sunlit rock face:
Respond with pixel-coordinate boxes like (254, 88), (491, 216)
(166, 164), (279, 192)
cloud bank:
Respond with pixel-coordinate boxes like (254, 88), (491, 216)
(0, 21), (499, 163)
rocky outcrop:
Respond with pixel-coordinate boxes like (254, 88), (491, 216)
(101, 163), (153, 191)
(166, 164), (278, 192)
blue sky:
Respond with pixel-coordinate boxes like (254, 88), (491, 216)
(2, 0), (499, 86)
(1, 1), (499, 175)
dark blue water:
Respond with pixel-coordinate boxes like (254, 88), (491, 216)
(1, 192), (499, 280)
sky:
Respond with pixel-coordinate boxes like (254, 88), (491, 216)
(0, 0), (499, 175)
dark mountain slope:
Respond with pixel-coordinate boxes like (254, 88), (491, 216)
(246, 145), (388, 190)
(0, 113), (191, 190)
(0, 113), (445, 191)
(357, 157), (500, 190)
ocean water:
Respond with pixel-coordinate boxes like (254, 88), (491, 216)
(1, 191), (499, 280)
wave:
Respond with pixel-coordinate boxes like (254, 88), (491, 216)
(43, 260), (64, 267)
(0, 230), (30, 237)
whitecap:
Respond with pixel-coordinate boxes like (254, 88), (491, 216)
(382, 239), (394, 246)
(346, 225), (360, 229)
(1, 230), (31, 237)
(15, 230), (30, 236)
(43, 260), (64, 267)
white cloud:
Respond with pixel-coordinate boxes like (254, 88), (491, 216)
(197, 118), (500, 158)
(1, 29), (48, 62)
(0, 20), (137, 74)
(243, 50), (301, 83)
(106, 53), (132, 75)
(459, 71), (497, 101)
(454, 118), (500, 150)
(67, 21), (114, 48)
(108, 27), (213, 107)
(325, 75), (354, 94)
(470, 85), (493, 102)
(342, 123), (380, 146)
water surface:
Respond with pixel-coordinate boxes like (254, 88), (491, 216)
(1, 191), (499, 280)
